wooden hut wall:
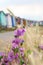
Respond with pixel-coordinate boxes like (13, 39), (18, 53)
(0, 11), (7, 27)
(23, 19), (26, 26)
(11, 16), (16, 27)
(17, 18), (21, 24)
(6, 14), (12, 28)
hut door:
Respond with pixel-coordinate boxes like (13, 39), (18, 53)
(23, 20), (26, 27)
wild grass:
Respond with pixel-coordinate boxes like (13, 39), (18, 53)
(0, 26), (43, 65)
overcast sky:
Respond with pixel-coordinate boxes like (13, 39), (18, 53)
(0, 0), (43, 21)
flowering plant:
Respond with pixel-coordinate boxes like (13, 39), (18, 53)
(0, 28), (26, 65)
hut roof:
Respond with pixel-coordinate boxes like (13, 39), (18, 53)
(0, 11), (6, 15)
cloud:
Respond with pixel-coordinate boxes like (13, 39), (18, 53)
(0, 0), (43, 20)
(6, 4), (43, 20)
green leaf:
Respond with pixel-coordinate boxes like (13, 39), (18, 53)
(27, 49), (32, 54)
(20, 59), (24, 65)
(13, 48), (19, 53)
(19, 57), (24, 65)
(0, 56), (3, 61)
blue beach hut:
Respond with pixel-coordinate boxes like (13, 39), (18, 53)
(11, 16), (16, 27)
(0, 11), (7, 27)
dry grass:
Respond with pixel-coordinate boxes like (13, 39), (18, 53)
(23, 26), (43, 65)
(0, 26), (43, 65)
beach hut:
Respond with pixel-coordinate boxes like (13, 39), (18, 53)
(0, 11), (7, 27)
(33, 21), (37, 26)
(39, 21), (43, 26)
(27, 20), (30, 26)
(21, 19), (23, 25)
(21, 19), (24, 27)
(15, 17), (21, 24)
(28, 20), (33, 26)
(15, 17), (18, 25)
(0, 13), (1, 27)
(18, 17), (21, 24)
(11, 16), (16, 27)
(6, 14), (12, 28)
(26, 20), (28, 26)
(23, 19), (26, 27)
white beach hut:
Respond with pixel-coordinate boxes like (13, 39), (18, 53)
(6, 14), (12, 28)
(21, 19), (23, 27)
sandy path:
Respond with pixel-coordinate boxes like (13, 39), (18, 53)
(0, 31), (14, 53)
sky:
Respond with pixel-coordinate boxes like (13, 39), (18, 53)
(0, 0), (43, 21)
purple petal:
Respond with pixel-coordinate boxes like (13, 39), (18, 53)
(12, 38), (22, 44)
(8, 51), (15, 62)
(0, 52), (5, 56)
(14, 29), (25, 36)
(15, 53), (19, 59)
(20, 52), (24, 57)
(19, 48), (24, 52)
(12, 43), (18, 49)
(14, 30), (18, 36)
(5, 63), (9, 65)
(3, 57), (9, 64)
(39, 45), (43, 50)
(22, 29), (25, 33)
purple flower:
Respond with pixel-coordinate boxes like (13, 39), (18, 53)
(0, 52), (5, 56)
(14, 29), (25, 36)
(2, 57), (9, 65)
(15, 53), (19, 59)
(12, 38), (21, 44)
(0, 28), (26, 65)
(19, 48), (24, 56)
(2, 63), (9, 65)
(5, 63), (9, 65)
(22, 29), (25, 34)
(20, 39), (24, 43)
(19, 48), (24, 52)
(12, 38), (24, 44)
(8, 51), (15, 62)
(20, 52), (24, 57)
(12, 43), (18, 49)
(38, 45), (43, 50)
(0, 56), (9, 65)
(14, 30), (18, 36)
(0, 52), (5, 61)
(17, 29), (22, 36)
(20, 40), (24, 46)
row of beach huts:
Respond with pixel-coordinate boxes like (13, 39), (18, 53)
(0, 11), (43, 29)
(0, 11), (16, 28)
(0, 11), (28, 28)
